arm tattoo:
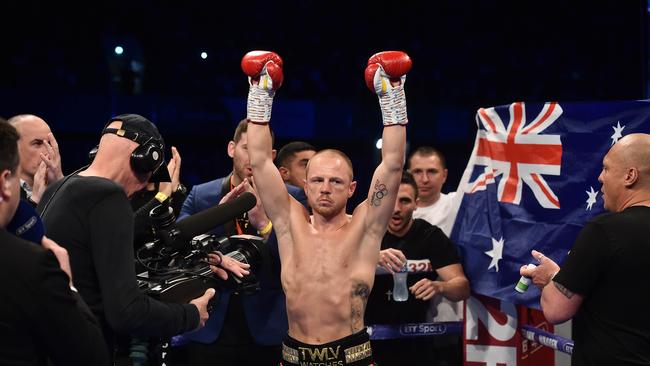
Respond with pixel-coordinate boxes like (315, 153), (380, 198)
(553, 281), (574, 299)
(350, 282), (370, 332)
(370, 180), (388, 207)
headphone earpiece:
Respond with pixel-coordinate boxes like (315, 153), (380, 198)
(130, 140), (164, 175)
(100, 126), (165, 177)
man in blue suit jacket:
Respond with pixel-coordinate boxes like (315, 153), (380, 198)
(178, 119), (307, 365)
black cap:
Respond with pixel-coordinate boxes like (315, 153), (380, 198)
(104, 114), (171, 182)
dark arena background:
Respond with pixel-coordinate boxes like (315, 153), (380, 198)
(0, 0), (646, 208)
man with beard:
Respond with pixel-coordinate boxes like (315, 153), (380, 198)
(276, 141), (317, 188)
(179, 118), (307, 365)
(365, 170), (469, 365)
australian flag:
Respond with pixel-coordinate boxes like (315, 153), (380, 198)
(448, 101), (650, 308)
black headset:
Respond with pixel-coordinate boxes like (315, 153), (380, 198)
(99, 127), (165, 175)
(44, 125), (164, 218)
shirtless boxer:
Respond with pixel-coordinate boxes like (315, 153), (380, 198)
(243, 50), (411, 365)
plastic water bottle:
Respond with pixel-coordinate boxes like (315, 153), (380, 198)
(392, 263), (409, 302)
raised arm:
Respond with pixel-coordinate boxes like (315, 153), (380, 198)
(242, 51), (292, 235)
(362, 51), (411, 237)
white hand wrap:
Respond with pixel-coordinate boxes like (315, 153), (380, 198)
(246, 65), (276, 123)
(373, 66), (408, 126)
(247, 82), (275, 123)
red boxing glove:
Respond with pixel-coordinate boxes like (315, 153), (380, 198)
(241, 51), (284, 90)
(364, 51), (412, 92)
(241, 50), (284, 123)
(365, 51), (412, 126)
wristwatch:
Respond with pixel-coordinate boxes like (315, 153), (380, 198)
(175, 183), (187, 196)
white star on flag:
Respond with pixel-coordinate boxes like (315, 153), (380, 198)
(586, 186), (598, 210)
(485, 237), (505, 272)
(611, 121), (625, 145)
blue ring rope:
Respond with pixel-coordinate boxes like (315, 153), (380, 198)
(521, 325), (574, 355)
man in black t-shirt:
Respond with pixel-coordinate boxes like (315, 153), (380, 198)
(521, 133), (650, 366)
(366, 171), (470, 365)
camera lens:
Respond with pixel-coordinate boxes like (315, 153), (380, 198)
(150, 205), (175, 231)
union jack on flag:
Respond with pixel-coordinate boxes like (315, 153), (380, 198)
(449, 101), (650, 307)
(469, 102), (562, 209)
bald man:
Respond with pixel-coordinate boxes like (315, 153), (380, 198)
(8, 114), (63, 204)
(35, 115), (249, 361)
(521, 133), (650, 366)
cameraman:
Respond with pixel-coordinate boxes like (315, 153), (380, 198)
(36, 114), (247, 362)
(123, 146), (186, 365)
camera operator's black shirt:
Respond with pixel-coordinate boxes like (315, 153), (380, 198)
(38, 175), (199, 354)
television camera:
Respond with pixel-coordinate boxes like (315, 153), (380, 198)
(135, 192), (267, 304)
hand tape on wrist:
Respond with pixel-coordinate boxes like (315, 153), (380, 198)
(379, 84), (408, 126)
(247, 84), (275, 123)
(155, 192), (169, 203)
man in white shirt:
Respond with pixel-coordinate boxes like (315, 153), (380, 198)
(408, 146), (456, 236)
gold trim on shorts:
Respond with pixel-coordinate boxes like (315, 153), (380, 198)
(282, 343), (300, 364)
(282, 341), (372, 365)
(344, 341), (372, 363)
